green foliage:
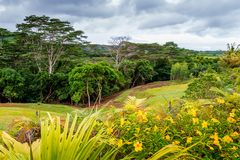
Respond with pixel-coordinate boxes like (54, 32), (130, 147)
(102, 94), (239, 159)
(220, 43), (240, 68)
(170, 62), (189, 81)
(185, 71), (222, 99)
(131, 59), (154, 87)
(69, 62), (124, 104)
(0, 112), (118, 160)
(152, 58), (171, 81)
(0, 68), (24, 102)
(119, 60), (136, 87)
(17, 15), (86, 74)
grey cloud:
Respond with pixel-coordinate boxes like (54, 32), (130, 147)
(139, 13), (188, 29)
(1, 0), (240, 50)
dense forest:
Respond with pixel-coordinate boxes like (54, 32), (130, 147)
(0, 15), (222, 106)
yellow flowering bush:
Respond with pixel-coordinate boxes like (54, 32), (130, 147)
(104, 93), (239, 159)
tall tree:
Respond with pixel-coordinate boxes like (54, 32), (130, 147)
(109, 36), (130, 69)
(17, 15), (87, 74)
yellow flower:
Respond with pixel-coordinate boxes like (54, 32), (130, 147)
(209, 146), (214, 150)
(230, 112), (235, 117)
(172, 141), (180, 145)
(231, 146), (238, 151)
(136, 110), (148, 122)
(153, 125), (158, 132)
(216, 97), (225, 104)
(117, 139), (123, 148)
(231, 109), (237, 113)
(106, 127), (113, 135)
(231, 131), (239, 137)
(211, 118), (220, 123)
(196, 130), (202, 136)
(144, 127), (151, 132)
(210, 133), (222, 149)
(192, 118), (199, 124)
(222, 135), (233, 143)
(165, 135), (171, 141)
(209, 105), (214, 108)
(227, 117), (236, 123)
(109, 138), (116, 145)
(155, 115), (161, 121)
(135, 127), (140, 133)
(120, 118), (125, 127)
(202, 121), (208, 128)
(188, 108), (197, 117)
(124, 104), (136, 110)
(134, 141), (143, 152)
(165, 116), (174, 123)
(186, 137), (192, 144)
(125, 141), (132, 145)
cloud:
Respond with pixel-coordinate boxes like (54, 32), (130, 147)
(0, 0), (240, 50)
(138, 13), (188, 29)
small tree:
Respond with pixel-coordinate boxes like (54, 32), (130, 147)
(170, 62), (189, 81)
(69, 63), (124, 106)
(0, 68), (24, 102)
(131, 59), (154, 87)
(220, 43), (240, 68)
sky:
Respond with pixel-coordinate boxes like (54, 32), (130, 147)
(0, 0), (240, 50)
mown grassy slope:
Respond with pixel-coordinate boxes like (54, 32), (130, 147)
(0, 103), (76, 131)
(106, 81), (188, 108)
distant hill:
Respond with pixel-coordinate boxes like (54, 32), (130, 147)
(82, 42), (223, 60)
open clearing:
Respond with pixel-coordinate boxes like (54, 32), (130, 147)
(0, 103), (77, 131)
(0, 81), (188, 131)
(104, 81), (188, 108)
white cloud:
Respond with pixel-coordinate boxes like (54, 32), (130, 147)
(1, 0), (240, 50)
(0, 5), (6, 12)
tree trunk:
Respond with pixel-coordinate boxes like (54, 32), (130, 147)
(98, 83), (102, 105)
(48, 60), (53, 75)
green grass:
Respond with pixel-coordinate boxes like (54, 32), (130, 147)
(0, 82), (188, 131)
(114, 82), (188, 108)
(0, 103), (77, 131)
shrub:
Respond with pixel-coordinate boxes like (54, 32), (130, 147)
(0, 112), (118, 160)
(185, 71), (222, 99)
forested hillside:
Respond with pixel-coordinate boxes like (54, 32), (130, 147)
(0, 15), (222, 106)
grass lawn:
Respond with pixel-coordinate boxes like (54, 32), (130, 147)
(114, 81), (188, 108)
(0, 81), (188, 131)
(0, 103), (77, 131)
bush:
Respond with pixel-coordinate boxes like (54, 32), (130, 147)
(184, 71), (222, 99)
(102, 95), (239, 159)
(0, 68), (24, 102)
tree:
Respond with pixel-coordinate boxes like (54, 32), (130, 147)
(17, 15), (87, 74)
(109, 36), (130, 69)
(69, 62), (124, 106)
(152, 58), (171, 81)
(0, 68), (24, 102)
(131, 60), (154, 87)
(220, 43), (240, 68)
(119, 60), (136, 88)
(170, 62), (189, 81)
